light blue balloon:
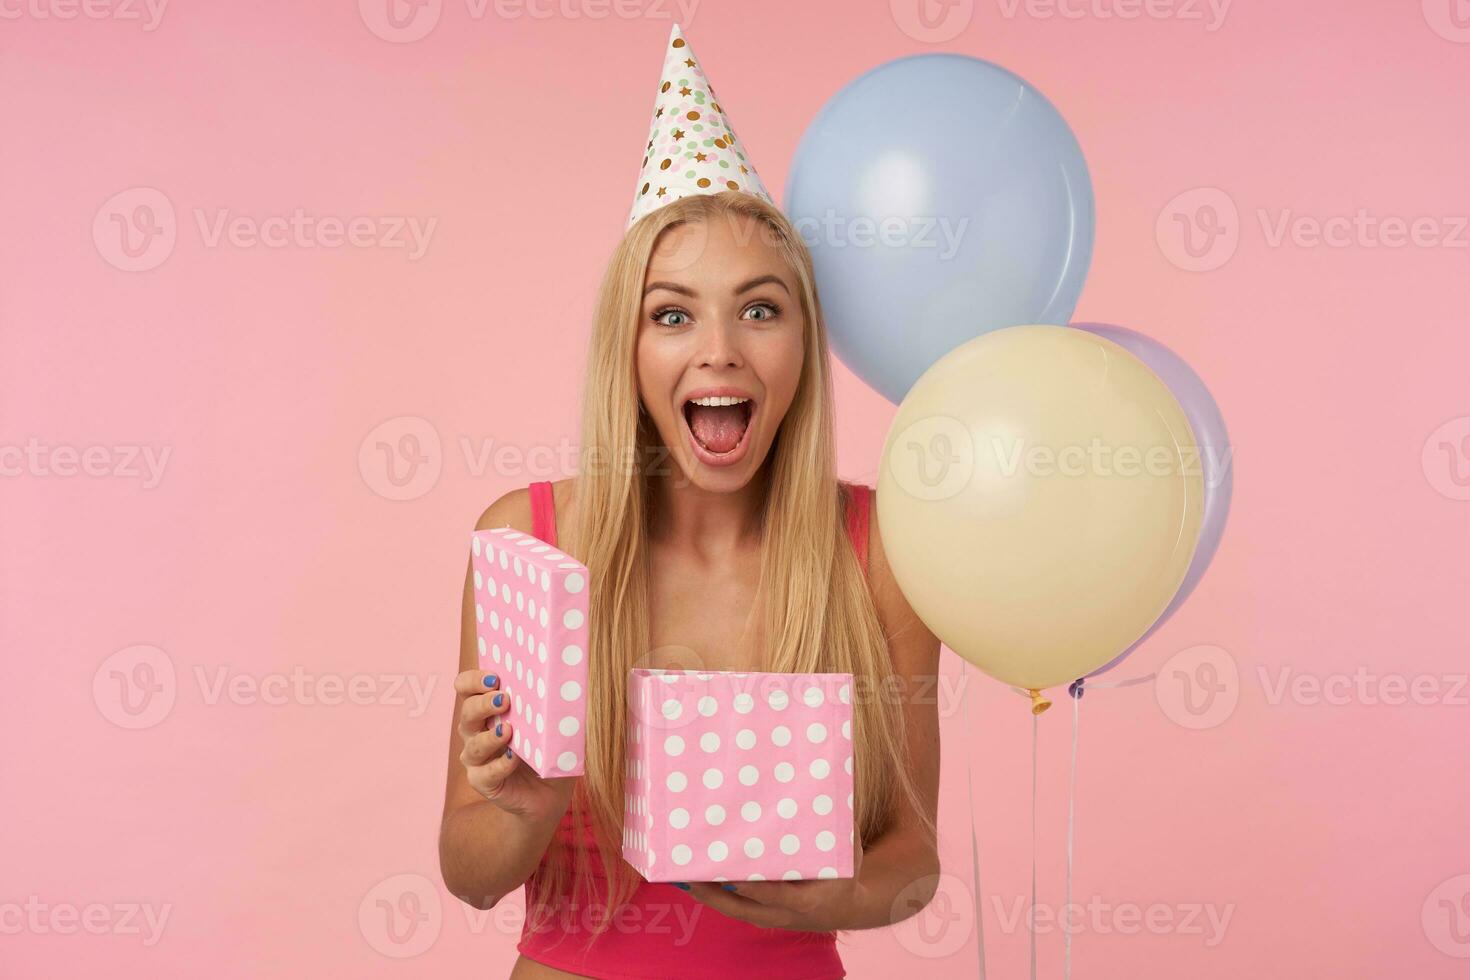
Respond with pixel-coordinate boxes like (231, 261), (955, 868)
(786, 54), (1094, 404)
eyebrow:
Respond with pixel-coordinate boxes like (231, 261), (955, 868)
(643, 274), (791, 298)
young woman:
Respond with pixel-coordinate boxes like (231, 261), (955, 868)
(439, 190), (942, 979)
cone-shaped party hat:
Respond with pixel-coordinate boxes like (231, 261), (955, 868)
(627, 24), (775, 229)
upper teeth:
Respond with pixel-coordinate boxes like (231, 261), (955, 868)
(688, 396), (750, 407)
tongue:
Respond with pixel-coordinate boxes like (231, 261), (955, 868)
(689, 404), (747, 454)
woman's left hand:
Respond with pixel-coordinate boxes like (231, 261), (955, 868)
(679, 837), (866, 932)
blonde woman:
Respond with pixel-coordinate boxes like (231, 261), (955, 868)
(439, 188), (943, 979)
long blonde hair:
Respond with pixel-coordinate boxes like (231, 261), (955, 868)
(526, 190), (935, 944)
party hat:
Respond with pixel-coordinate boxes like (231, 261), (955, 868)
(627, 24), (775, 229)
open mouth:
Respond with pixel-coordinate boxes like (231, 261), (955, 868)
(682, 396), (755, 460)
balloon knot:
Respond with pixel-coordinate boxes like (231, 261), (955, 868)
(1068, 678), (1085, 700)
(1027, 688), (1052, 715)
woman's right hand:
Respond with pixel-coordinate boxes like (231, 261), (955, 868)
(454, 670), (575, 823)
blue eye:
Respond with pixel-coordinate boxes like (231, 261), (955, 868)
(743, 302), (782, 321)
(652, 307), (690, 327)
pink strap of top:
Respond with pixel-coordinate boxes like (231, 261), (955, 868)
(528, 480), (557, 548)
(527, 479), (869, 573)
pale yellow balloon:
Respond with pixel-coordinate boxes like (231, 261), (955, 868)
(877, 325), (1204, 693)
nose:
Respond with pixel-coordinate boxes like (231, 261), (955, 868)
(696, 316), (743, 370)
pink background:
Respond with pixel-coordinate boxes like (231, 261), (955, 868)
(3, 1), (1467, 977)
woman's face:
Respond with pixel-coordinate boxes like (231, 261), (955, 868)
(636, 211), (806, 491)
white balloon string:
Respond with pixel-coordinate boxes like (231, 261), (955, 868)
(964, 661), (988, 979)
(1065, 687), (1079, 980)
(1030, 710), (1039, 980)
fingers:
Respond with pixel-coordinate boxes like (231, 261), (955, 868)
(465, 743), (521, 802)
(681, 883), (787, 928)
(456, 672), (511, 740)
(460, 719), (514, 768)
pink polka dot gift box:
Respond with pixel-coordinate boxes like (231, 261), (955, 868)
(469, 527), (589, 779)
(623, 667), (856, 882)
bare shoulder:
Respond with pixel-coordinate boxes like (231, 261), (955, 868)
(472, 477), (579, 538)
(863, 486), (940, 668)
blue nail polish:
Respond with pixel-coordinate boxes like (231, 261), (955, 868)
(672, 881), (690, 891)
(493, 693), (504, 706)
(721, 883), (737, 892)
(506, 748), (513, 758)
(495, 723), (503, 737)
(483, 674), (498, 688)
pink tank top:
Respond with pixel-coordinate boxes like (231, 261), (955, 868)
(516, 479), (871, 980)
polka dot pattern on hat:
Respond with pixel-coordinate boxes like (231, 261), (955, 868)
(470, 527), (590, 779)
(626, 23), (775, 230)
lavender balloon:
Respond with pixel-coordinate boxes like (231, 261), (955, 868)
(1072, 323), (1233, 679)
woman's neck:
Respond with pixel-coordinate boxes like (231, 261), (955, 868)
(647, 465), (769, 559)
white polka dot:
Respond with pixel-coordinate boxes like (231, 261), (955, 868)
(741, 801), (762, 822)
(672, 844), (692, 866)
(841, 719), (851, 740)
(536, 677), (546, 699)
(816, 831), (836, 852)
(664, 735), (685, 756)
(771, 726), (791, 748)
(662, 699), (682, 721)
(813, 795), (833, 815)
(807, 722), (828, 744)
(515, 590), (524, 611)
(708, 840), (728, 862)
(539, 608), (548, 629)
(499, 551), (508, 569)
(838, 683), (850, 703)
(783, 869), (802, 881)
(699, 732), (720, 753)
(535, 713), (544, 734)
(810, 759), (831, 779)
(561, 644), (583, 666)
(563, 609), (584, 629)
(564, 572), (585, 594)
(557, 751), (577, 771)
(774, 762), (794, 783)
(697, 695), (718, 717)
(540, 570), (550, 590)
(513, 556), (523, 576)
(475, 604), (484, 623)
(559, 716), (579, 736)
(489, 610), (499, 630)
(735, 729), (756, 750)
(767, 690), (789, 711)
(670, 807), (690, 829)
(780, 834), (800, 855)
(477, 637), (486, 658)
(844, 755), (853, 774)
(743, 837), (765, 858)
(667, 771), (688, 792)
(819, 866), (839, 879)
(733, 693), (754, 714)
(702, 768), (723, 789)
(847, 793), (854, 810)
(802, 686), (824, 708)
(501, 583), (510, 602)
(705, 804), (726, 826)
(738, 765), (759, 786)
(776, 798), (797, 818)
(473, 538), (482, 557)
(537, 641), (547, 662)
(474, 569), (483, 590)
(747, 873), (766, 882)
(560, 680), (582, 701)
(534, 748), (543, 770)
